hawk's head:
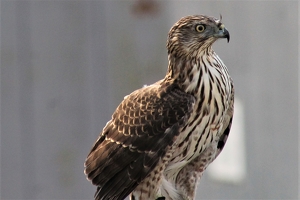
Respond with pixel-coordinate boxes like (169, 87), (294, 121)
(167, 15), (230, 57)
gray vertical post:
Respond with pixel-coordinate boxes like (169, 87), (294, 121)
(15, 2), (37, 199)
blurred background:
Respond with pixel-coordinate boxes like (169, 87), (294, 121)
(1, 0), (298, 199)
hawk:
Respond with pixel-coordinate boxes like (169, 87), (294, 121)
(84, 15), (234, 200)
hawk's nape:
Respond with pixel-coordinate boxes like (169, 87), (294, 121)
(85, 15), (234, 200)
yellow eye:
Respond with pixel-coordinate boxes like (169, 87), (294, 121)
(195, 24), (206, 32)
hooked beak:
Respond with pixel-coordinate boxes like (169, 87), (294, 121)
(215, 24), (230, 43)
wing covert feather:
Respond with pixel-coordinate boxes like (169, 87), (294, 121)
(84, 81), (194, 200)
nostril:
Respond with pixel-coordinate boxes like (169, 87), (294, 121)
(219, 24), (225, 31)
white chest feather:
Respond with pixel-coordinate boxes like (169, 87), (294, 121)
(165, 53), (232, 176)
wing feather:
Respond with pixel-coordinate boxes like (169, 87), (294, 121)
(84, 81), (194, 200)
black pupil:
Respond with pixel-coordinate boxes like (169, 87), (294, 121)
(197, 25), (204, 31)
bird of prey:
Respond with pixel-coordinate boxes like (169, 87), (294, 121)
(84, 15), (234, 200)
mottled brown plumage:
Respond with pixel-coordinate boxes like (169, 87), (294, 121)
(85, 15), (234, 200)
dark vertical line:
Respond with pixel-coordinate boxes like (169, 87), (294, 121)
(15, 1), (36, 198)
(0, 0), (2, 194)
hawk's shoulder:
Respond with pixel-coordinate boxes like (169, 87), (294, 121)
(84, 79), (195, 200)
